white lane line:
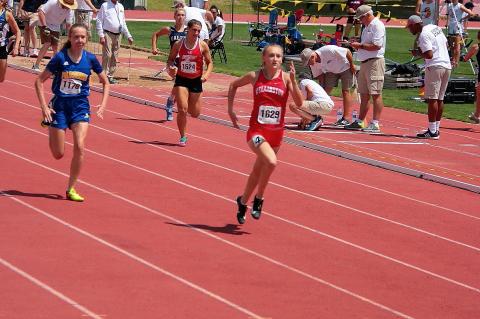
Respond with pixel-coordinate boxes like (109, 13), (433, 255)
(1, 195), (265, 319)
(0, 256), (103, 319)
(6, 80), (480, 186)
(0, 95), (480, 232)
(339, 141), (427, 145)
(0, 153), (415, 319)
(1, 126), (479, 296)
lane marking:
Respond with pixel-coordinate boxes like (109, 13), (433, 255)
(1, 126), (480, 297)
(0, 257), (102, 319)
(339, 141), (428, 145)
(0, 157), (416, 319)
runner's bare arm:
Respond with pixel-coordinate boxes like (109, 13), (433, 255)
(35, 69), (55, 123)
(95, 71), (110, 119)
(228, 71), (256, 128)
(6, 11), (20, 57)
(200, 41), (213, 82)
(286, 61), (303, 107)
(166, 41), (181, 77)
(151, 27), (170, 55)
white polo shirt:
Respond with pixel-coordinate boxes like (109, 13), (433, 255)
(314, 45), (350, 75)
(185, 6), (209, 40)
(418, 24), (452, 69)
(356, 17), (386, 62)
(190, 0), (208, 9)
(38, 0), (72, 32)
(210, 15), (225, 41)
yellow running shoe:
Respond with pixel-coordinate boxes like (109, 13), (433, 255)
(66, 188), (84, 202)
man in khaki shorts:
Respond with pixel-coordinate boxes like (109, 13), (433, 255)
(18, 0), (47, 57)
(289, 73), (334, 131)
(406, 15), (451, 139)
(346, 4), (386, 133)
(301, 45), (356, 126)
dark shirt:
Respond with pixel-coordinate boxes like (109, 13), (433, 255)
(22, 0), (48, 13)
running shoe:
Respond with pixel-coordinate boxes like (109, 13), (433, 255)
(345, 120), (365, 130)
(32, 64), (40, 71)
(251, 196), (264, 220)
(179, 136), (187, 147)
(362, 122), (381, 133)
(468, 112), (480, 124)
(108, 76), (118, 84)
(236, 196), (247, 224)
(30, 49), (39, 58)
(333, 117), (350, 127)
(66, 188), (84, 202)
(306, 116), (323, 131)
(165, 97), (174, 121)
(416, 129), (439, 140)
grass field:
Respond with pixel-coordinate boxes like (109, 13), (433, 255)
(124, 20), (477, 122)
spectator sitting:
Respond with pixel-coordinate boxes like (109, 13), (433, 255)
(208, 5), (224, 47)
(289, 72), (334, 131)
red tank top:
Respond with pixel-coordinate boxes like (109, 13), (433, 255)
(176, 38), (203, 79)
(250, 70), (289, 130)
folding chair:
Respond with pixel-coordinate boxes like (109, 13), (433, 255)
(210, 36), (227, 63)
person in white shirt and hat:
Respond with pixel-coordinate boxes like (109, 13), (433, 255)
(345, 4), (386, 133)
(33, 0), (77, 71)
(300, 45), (356, 126)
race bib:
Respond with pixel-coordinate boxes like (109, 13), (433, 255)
(180, 61), (197, 74)
(258, 105), (281, 124)
(60, 79), (82, 95)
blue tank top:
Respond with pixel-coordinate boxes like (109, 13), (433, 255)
(0, 9), (9, 47)
(169, 26), (186, 48)
(46, 48), (103, 98)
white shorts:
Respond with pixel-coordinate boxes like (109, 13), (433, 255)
(301, 100), (334, 116)
(424, 66), (451, 100)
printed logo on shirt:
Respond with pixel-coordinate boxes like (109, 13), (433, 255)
(84, 113), (89, 119)
(63, 61), (69, 66)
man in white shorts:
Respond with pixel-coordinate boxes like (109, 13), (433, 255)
(300, 45), (356, 126)
(406, 15), (451, 139)
(289, 73), (334, 131)
(173, 0), (212, 41)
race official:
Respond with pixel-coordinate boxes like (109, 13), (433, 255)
(347, 4), (386, 133)
(96, 0), (133, 84)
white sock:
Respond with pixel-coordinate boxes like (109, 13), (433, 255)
(428, 122), (437, 133)
(435, 121), (441, 132)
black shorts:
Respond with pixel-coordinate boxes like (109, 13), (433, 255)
(174, 75), (203, 93)
(0, 46), (8, 59)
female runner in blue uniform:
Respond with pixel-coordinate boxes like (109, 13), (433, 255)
(0, 0), (20, 82)
(35, 23), (110, 202)
(151, 7), (186, 121)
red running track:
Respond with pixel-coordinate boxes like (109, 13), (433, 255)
(1, 69), (479, 318)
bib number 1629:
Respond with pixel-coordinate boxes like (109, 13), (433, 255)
(258, 105), (281, 124)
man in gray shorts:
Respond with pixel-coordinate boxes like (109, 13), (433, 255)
(406, 15), (451, 139)
(301, 45), (356, 126)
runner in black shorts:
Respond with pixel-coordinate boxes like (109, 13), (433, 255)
(0, 0), (20, 82)
(166, 19), (213, 147)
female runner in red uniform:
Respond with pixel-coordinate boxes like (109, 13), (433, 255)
(167, 19), (213, 146)
(228, 44), (303, 224)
